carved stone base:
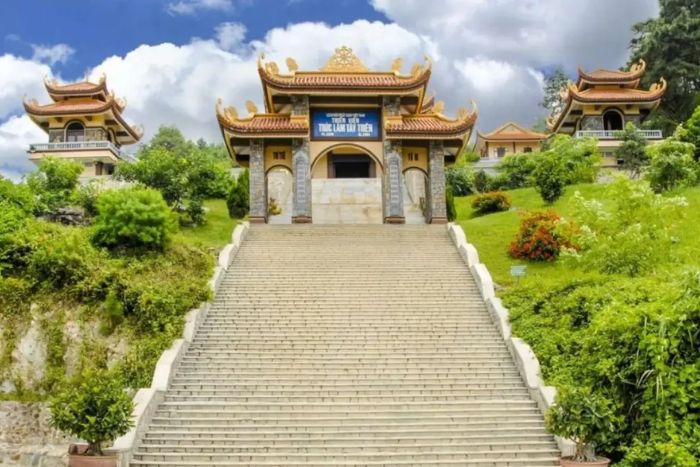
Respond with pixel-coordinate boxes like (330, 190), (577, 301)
(249, 216), (267, 224)
(292, 215), (313, 224)
(384, 216), (406, 224)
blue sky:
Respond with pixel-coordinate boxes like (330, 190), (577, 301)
(0, 0), (659, 180)
(1, 0), (386, 79)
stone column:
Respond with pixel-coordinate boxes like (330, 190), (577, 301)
(382, 140), (405, 223)
(292, 138), (312, 223)
(248, 138), (267, 223)
(428, 140), (447, 224)
(382, 96), (404, 224)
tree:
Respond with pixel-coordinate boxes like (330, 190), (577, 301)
(26, 156), (83, 212)
(629, 0), (700, 133)
(533, 152), (566, 204)
(678, 104), (700, 160)
(227, 170), (249, 219)
(548, 134), (600, 184)
(616, 122), (649, 179)
(646, 138), (697, 192)
(540, 68), (570, 116)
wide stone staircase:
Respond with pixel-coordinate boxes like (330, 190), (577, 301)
(130, 225), (559, 466)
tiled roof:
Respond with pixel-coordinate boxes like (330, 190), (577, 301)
(260, 70), (431, 92)
(477, 122), (547, 141)
(568, 82), (666, 102)
(577, 60), (646, 84)
(24, 98), (113, 115)
(219, 113), (309, 136)
(45, 77), (108, 98)
(385, 112), (476, 138)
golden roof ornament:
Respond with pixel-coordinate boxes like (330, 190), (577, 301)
(321, 46), (368, 72)
(433, 100), (445, 115)
(285, 57), (299, 73)
(265, 61), (279, 75)
(245, 100), (258, 114)
(391, 58), (403, 74)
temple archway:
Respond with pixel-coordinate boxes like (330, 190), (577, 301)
(603, 109), (624, 131)
(403, 168), (428, 224)
(311, 145), (383, 224)
(266, 166), (293, 224)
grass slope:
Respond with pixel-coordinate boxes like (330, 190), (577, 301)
(456, 184), (700, 287)
(177, 199), (237, 251)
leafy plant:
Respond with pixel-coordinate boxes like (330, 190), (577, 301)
(496, 154), (536, 189)
(445, 187), (456, 222)
(615, 122), (649, 178)
(546, 386), (620, 462)
(471, 191), (511, 215)
(92, 188), (176, 250)
(533, 152), (566, 204)
(227, 170), (249, 219)
(508, 210), (574, 262)
(645, 137), (697, 193)
(26, 157), (83, 213)
(473, 170), (491, 193)
(678, 104), (700, 161)
(445, 166), (474, 196)
(50, 369), (134, 456)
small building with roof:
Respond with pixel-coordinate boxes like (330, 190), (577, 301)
(217, 46), (477, 224)
(24, 75), (142, 179)
(475, 122), (547, 159)
(547, 60), (666, 166)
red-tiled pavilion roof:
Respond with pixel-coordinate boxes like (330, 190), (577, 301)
(477, 122), (547, 142)
(576, 60), (647, 86)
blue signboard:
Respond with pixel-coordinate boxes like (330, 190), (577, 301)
(311, 110), (380, 139)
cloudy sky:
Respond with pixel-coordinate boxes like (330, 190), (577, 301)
(0, 0), (659, 180)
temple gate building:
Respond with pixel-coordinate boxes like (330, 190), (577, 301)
(547, 60), (666, 166)
(24, 76), (142, 179)
(217, 46), (477, 224)
(476, 122), (547, 159)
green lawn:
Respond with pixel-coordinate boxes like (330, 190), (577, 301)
(177, 199), (238, 252)
(456, 183), (700, 287)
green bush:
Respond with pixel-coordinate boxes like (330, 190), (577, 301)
(548, 135), (600, 184)
(533, 152), (566, 204)
(72, 180), (101, 217)
(496, 154), (536, 189)
(445, 166), (473, 196)
(117, 334), (172, 388)
(645, 138), (697, 193)
(28, 227), (98, 290)
(92, 188), (176, 250)
(227, 170), (249, 219)
(26, 157), (83, 212)
(471, 191), (511, 215)
(615, 123), (649, 179)
(0, 176), (36, 214)
(445, 187), (456, 221)
(546, 386), (621, 462)
(50, 369), (133, 456)
(473, 170), (491, 193)
(508, 210), (574, 262)
(0, 277), (32, 317)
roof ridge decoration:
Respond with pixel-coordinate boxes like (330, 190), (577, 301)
(320, 46), (368, 72)
(577, 59), (647, 83)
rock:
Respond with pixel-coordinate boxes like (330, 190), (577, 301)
(12, 317), (47, 390)
(41, 207), (88, 226)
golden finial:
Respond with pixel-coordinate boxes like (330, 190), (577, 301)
(457, 107), (467, 120)
(410, 63), (422, 76)
(321, 46), (368, 72)
(630, 59), (646, 74)
(650, 77), (667, 92)
(265, 61), (279, 75)
(224, 106), (238, 122)
(245, 100), (258, 114)
(433, 100), (445, 115)
(391, 57), (403, 74)
(98, 72), (106, 84)
(285, 57), (299, 73)
(423, 55), (432, 70)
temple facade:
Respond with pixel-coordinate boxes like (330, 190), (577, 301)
(548, 60), (666, 166)
(24, 76), (142, 179)
(476, 122), (547, 159)
(217, 46), (476, 224)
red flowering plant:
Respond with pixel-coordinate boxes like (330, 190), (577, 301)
(508, 210), (577, 262)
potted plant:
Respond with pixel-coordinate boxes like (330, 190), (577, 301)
(545, 386), (618, 466)
(50, 369), (134, 467)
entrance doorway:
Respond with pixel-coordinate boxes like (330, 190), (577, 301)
(329, 154), (376, 178)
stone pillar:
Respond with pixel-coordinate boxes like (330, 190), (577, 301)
(428, 140), (447, 224)
(382, 96), (404, 224)
(248, 138), (267, 223)
(292, 138), (312, 223)
(382, 140), (405, 223)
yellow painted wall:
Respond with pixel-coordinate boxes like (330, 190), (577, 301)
(581, 104), (642, 116)
(484, 141), (539, 159)
(48, 114), (106, 130)
(402, 146), (428, 172)
(264, 145), (292, 172)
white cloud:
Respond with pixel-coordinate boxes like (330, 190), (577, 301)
(0, 115), (44, 181)
(167, 0), (233, 15)
(0, 54), (52, 120)
(31, 43), (75, 65)
(455, 57), (515, 93)
(215, 22), (247, 51)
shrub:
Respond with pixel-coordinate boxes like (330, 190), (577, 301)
(546, 386), (620, 462)
(533, 152), (566, 204)
(496, 154), (536, 189)
(50, 369), (133, 456)
(72, 180), (101, 217)
(92, 188), (176, 250)
(227, 170), (249, 219)
(473, 170), (491, 193)
(677, 104), (700, 161)
(445, 187), (456, 222)
(117, 334), (172, 388)
(570, 177), (688, 276)
(0, 277), (32, 317)
(28, 226), (98, 290)
(26, 157), (83, 212)
(547, 135), (600, 184)
(471, 191), (511, 215)
(508, 211), (573, 262)
(445, 166), (473, 196)
(0, 176), (36, 214)
(645, 138), (697, 193)
(615, 123), (649, 178)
